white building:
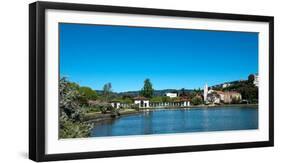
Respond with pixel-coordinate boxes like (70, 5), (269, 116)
(183, 101), (190, 107)
(207, 93), (220, 104)
(134, 97), (150, 108)
(110, 101), (121, 109)
(215, 91), (241, 104)
(222, 83), (232, 88)
(165, 92), (177, 98)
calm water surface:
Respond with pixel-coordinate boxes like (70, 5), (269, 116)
(90, 106), (258, 137)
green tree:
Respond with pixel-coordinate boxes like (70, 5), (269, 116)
(161, 96), (171, 103)
(122, 98), (133, 104)
(79, 86), (98, 101)
(59, 77), (92, 138)
(103, 83), (112, 101)
(191, 96), (203, 105)
(180, 88), (187, 97)
(248, 74), (255, 84)
(140, 79), (154, 98)
(150, 96), (163, 103)
(193, 88), (202, 94)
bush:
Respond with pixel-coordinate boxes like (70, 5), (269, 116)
(59, 114), (92, 138)
(131, 104), (140, 111)
(84, 106), (100, 113)
(89, 102), (115, 114)
(191, 96), (203, 105)
(59, 77), (92, 138)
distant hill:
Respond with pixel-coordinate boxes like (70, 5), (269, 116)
(211, 80), (246, 90)
(95, 78), (254, 98)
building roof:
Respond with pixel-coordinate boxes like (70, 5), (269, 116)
(133, 96), (149, 100)
(88, 100), (108, 106)
(179, 96), (190, 101)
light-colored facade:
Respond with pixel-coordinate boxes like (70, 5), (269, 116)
(207, 93), (221, 104)
(165, 92), (177, 98)
(111, 102), (121, 109)
(204, 83), (242, 104)
(216, 91), (225, 101)
(216, 91), (242, 104)
(134, 97), (150, 108)
(110, 101), (131, 109)
(183, 101), (190, 107)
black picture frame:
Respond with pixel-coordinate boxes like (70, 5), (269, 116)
(29, 1), (274, 162)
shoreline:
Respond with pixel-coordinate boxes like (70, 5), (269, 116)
(142, 103), (258, 110)
(84, 103), (258, 123)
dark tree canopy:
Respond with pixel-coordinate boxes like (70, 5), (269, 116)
(140, 79), (154, 98)
(248, 74), (255, 84)
(191, 96), (203, 105)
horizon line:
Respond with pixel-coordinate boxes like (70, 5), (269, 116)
(61, 75), (255, 93)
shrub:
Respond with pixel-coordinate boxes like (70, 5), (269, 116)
(191, 96), (203, 105)
(59, 77), (92, 138)
(131, 104), (140, 111)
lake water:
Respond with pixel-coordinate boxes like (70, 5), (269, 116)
(90, 106), (258, 137)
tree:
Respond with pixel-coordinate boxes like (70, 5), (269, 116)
(179, 88), (186, 97)
(59, 77), (82, 121)
(140, 78), (154, 98)
(59, 77), (92, 138)
(248, 74), (255, 84)
(162, 96), (171, 103)
(79, 86), (98, 101)
(150, 96), (163, 103)
(103, 83), (112, 101)
(238, 86), (258, 103)
(193, 88), (202, 94)
(191, 96), (203, 105)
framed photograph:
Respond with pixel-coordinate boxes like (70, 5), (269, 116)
(29, 1), (274, 162)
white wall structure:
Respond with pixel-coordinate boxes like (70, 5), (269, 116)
(134, 99), (150, 108)
(111, 102), (121, 109)
(183, 101), (190, 107)
(165, 92), (177, 98)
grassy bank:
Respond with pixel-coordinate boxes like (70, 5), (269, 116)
(84, 108), (140, 123)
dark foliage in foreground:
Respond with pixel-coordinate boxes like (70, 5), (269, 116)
(59, 77), (92, 138)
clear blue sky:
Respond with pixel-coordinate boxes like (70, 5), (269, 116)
(59, 23), (258, 92)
